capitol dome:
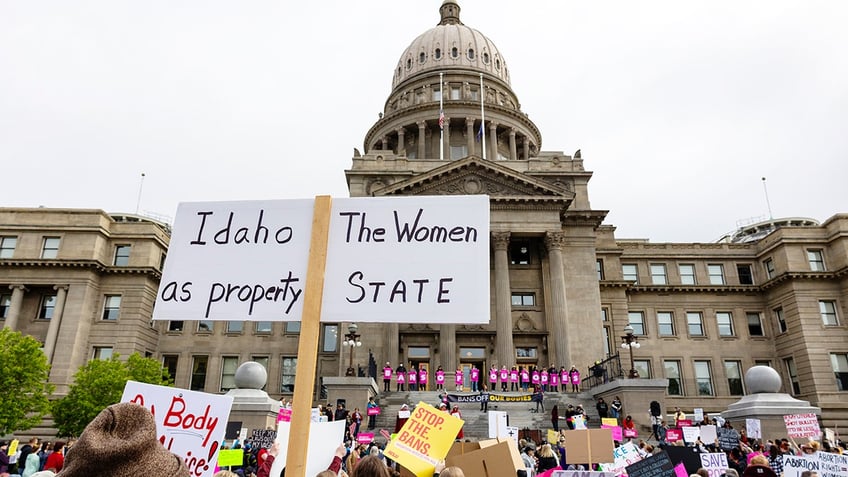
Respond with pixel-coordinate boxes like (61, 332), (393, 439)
(392, 0), (510, 89)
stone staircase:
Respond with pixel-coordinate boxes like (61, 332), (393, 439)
(367, 390), (604, 441)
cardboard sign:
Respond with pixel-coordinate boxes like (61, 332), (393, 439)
(562, 429), (615, 465)
(699, 452), (728, 477)
(784, 413), (821, 439)
(693, 408), (704, 422)
(217, 449), (244, 467)
(682, 426), (700, 444)
(600, 441), (642, 475)
(122, 381), (234, 477)
(447, 439), (523, 477)
(624, 428), (638, 438)
(601, 418), (618, 427)
(488, 410), (509, 438)
(716, 427), (739, 450)
(745, 418), (761, 438)
(625, 450), (675, 477)
(154, 196), (490, 324)
(270, 419), (346, 477)
(357, 433), (375, 444)
(666, 428), (682, 443)
(699, 425), (717, 444)
(384, 401), (464, 477)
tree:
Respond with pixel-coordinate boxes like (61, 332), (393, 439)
(0, 328), (54, 435)
(52, 352), (171, 437)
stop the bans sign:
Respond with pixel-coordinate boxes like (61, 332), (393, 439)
(154, 195), (490, 324)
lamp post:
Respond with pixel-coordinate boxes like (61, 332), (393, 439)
(342, 323), (362, 376)
(621, 324), (641, 378)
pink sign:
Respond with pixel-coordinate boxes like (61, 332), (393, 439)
(674, 462), (688, 477)
(783, 413), (821, 439)
(357, 433), (375, 444)
(666, 428), (683, 442)
(677, 419), (693, 427)
(379, 429), (391, 440)
(624, 428), (638, 438)
(610, 426), (623, 441)
(367, 407), (381, 416)
(277, 408), (292, 423)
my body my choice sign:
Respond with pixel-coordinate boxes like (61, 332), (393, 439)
(154, 196), (489, 323)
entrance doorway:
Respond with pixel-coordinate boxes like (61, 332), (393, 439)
(414, 361), (430, 391)
(460, 361), (485, 391)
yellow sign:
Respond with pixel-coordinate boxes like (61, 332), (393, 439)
(602, 418), (618, 427)
(217, 449), (244, 467)
(7, 439), (19, 456)
(547, 429), (559, 444)
(384, 401), (464, 477)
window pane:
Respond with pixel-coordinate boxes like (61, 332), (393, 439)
(737, 264), (754, 285)
(221, 357), (239, 391)
(516, 347), (537, 358)
(0, 237), (17, 258)
(716, 312), (734, 337)
(102, 295), (121, 320)
(774, 308), (787, 333)
(694, 361), (713, 396)
(622, 264), (638, 282)
(708, 264), (725, 285)
(114, 245), (131, 266)
(322, 325), (338, 352)
(0, 294), (11, 318)
(784, 357), (800, 395)
(459, 347), (485, 359)
(93, 347), (113, 360)
(255, 321), (272, 333)
(162, 355), (178, 381)
(197, 321), (213, 333)
(679, 264), (696, 285)
(281, 357), (297, 393)
(408, 346), (430, 358)
(40, 295), (57, 319)
(650, 264), (667, 285)
(628, 312), (645, 335)
(831, 353), (848, 391)
(687, 312), (704, 336)
(725, 360), (744, 395)
(747, 312), (764, 336)
(168, 321), (184, 332)
(597, 260), (604, 280)
(511, 293), (535, 306)
(657, 312), (675, 336)
(764, 259), (775, 279)
(664, 360), (683, 396)
(634, 360), (652, 378)
(191, 356), (208, 391)
(42, 237), (60, 259)
(286, 321), (301, 333)
(226, 321), (244, 333)
(820, 301), (838, 326)
(808, 250), (825, 271)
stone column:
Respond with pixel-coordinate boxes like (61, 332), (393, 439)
(4, 285), (26, 331)
(509, 129), (517, 161)
(440, 324), (457, 372)
(523, 137), (530, 161)
(492, 232), (514, 367)
(397, 128), (405, 154)
(545, 232), (570, 367)
(465, 118), (475, 157)
(381, 135), (389, 150)
(44, 285), (68, 363)
(417, 121), (427, 159)
(443, 117), (451, 159)
(488, 122), (498, 160)
(385, 323), (399, 369)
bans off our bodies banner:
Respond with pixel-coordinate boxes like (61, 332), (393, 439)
(444, 392), (534, 403)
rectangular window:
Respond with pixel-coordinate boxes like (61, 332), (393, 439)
(664, 360), (683, 396)
(221, 357), (239, 392)
(0, 294), (11, 319)
(450, 86), (461, 100)
(450, 145), (468, 159)
(0, 237), (17, 258)
(285, 322), (301, 334)
(114, 245), (131, 266)
(716, 312), (734, 337)
(774, 307), (787, 334)
(255, 321), (272, 333)
(602, 326), (611, 357)
(511, 293), (535, 307)
(708, 264), (725, 285)
(725, 360), (744, 395)
(747, 312), (764, 336)
(601, 308), (608, 321)
(469, 88), (479, 101)
(168, 321), (184, 332)
(197, 320), (213, 333)
(102, 295), (121, 320)
(764, 258), (775, 279)
(162, 355), (179, 382)
(737, 264), (754, 285)
(596, 259), (604, 280)
(159, 253), (167, 270)
(459, 347), (485, 359)
(694, 360), (714, 396)
(784, 357), (800, 395)
(226, 321), (244, 333)
(408, 346), (430, 358)
(322, 324), (338, 352)
(754, 360), (772, 368)
(807, 250), (825, 271)
(516, 347), (537, 358)
(190, 356), (208, 391)
(657, 312), (675, 336)
(830, 353), (848, 391)
(39, 294), (57, 319)
(634, 359), (652, 378)
(432, 89), (442, 102)
(679, 264), (696, 285)
(41, 237), (60, 259)
(93, 346), (113, 360)
(687, 312), (704, 336)
(622, 264), (638, 283)
(820, 300), (839, 326)
(281, 357), (297, 393)
(510, 242), (531, 265)
(628, 311), (646, 335)
(650, 264), (668, 285)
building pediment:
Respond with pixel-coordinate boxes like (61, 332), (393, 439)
(373, 157), (575, 205)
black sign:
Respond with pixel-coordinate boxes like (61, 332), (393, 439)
(717, 428), (740, 450)
(247, 429), (277, 449)
(225, 421), (243, 440)
(665, 446), (703, 476)
(626, 450), (675, 477)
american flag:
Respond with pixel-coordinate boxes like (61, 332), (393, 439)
(439, 109), (445, 129)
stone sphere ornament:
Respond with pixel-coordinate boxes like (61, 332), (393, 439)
(234, 361), (268, 390)
(744, 365), (782, 394)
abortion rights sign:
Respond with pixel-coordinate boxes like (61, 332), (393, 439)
(154, 196), (489, 324)
(122, 381), (233, 477)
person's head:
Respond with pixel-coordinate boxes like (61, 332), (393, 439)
(316, 471), (336, 477)
(749, 455), (768, 467)
(214, 472), (239, 477)
(0, 440), (7, 450)
(625, 415), (632, 421)
(722, 471), (740, 477)
(53, 441), (66, 453)
(441, 467), (466, 477)
(523, 447), (535, 456)
(800, 472), (820, 477)
(351, 455), (390, 477)
(538, 444), (554, 458)
(695, 469), (709, 477)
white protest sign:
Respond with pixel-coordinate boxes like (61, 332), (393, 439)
(813, 451), (848, 477)
(682, 426), (700, 444)
(693, 408), (704, 422)
(825, 428), (835, 443)
(783, 413), (821, 439)
(505, 426), (520, 445)
(699, 453), (728, 477)
(599, 442), (641, 475)
(154, 196), (490, 324)
(270, 419), (346, 477)
(746, 418), (761, 438)
(552, 473), (616, 477)
(122, 381), (233, 477)
(488, 410), (509, 438)
(700, 425), (717, 445)
(783, 455), (818, 477)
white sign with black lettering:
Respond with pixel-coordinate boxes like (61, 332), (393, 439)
(154, 196), (490, 324)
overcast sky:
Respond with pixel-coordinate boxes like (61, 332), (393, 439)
(2, 1), (846, 242)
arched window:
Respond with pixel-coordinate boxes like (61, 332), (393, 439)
(482, 52), (490, 64)
(407, 58), (412, 70)
(467, 48), (475, 60)
(435, 48), (442, 60)
(451, 47), (459, 59)
(419, 52), (426, 63)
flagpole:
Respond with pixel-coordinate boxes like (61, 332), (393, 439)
(480, 73), (486, 160)
(439, 72), (444, 161)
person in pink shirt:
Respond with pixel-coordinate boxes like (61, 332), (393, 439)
(550, 368), (559, 392)
(509, 366), (519, 391)
(540, 368), (549, 391)
(489, 366), (498, 390)
(435, 365), (445, 390)
(455, 367), (464, 391)
(560, 367), (569, 391)
(499, 366), (509, 392)
(396, 364), (406, 391)
(520, 366), (530, 391)
(419, 367), (428, 391)
(408, 367), (418, 391)
(569, 365), (580, 393)
(382, 362), (393, 392)
(470, 365), (480, 391)
(532, 367), (541, 387)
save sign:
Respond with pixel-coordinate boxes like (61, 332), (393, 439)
(122, 381), (233, 477)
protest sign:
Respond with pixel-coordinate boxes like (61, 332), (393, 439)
(551, 473), (616, 477)
(699, 425), (717, 445)
(563, 429), (615, 466)
(812, 451), (848, 477)
(122, 381), (233, 477)
(225, 421), (242, 440)
(448, 439), (523, 477)
(673, 463), (688, 477)
(384, 401), (464, 477)
(666, 428), (682, 443)
(716, 427), (739, 450)
(784, 413), (821, 439)
(699, 452), (728, 477)
(7, 440), (18, 456)
(548, 429), (560, 444)
(693, 408), (704, 422)
(357, 433), (375, 444)
(600, 441), (642, 475)
(572, 415), (587, 430)
(624, 428), (638, 438)
(154, 196), (490, 324)
(488, 410), (509, 438)
(625, 450), (675, 477)
(783, 455), (819, 477)
(270, 419), (345, 477)
(676, 419), (692, 427)
(600, 420), (622, 441)
(367, 406), (381, 416)
(682, 426), (700, 444)
(745, 418), (761, 439)
(505, 426), (520, 443)
(665, 446), (702, 476)
(825, 428), (835, 443)
(217, 449), (244, 467)
(247, 429), (278, 449)
(278, 408), (292, 423)
(602, 418), (618, 427)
